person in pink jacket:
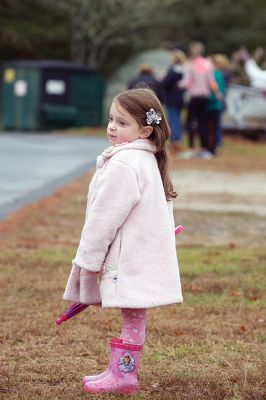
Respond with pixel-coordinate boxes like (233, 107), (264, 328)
(63, 88), (183, 395)
(180, 41), (218, 150)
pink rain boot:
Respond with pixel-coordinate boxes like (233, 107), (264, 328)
(82, 337), (123, 384)
(84, 339), (143, 394)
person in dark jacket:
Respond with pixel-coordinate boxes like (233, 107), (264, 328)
(128, 64), (164, 102)
(161, 50), (186, 152)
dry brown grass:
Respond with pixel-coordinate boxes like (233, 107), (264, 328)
(0, 137), (265, 400)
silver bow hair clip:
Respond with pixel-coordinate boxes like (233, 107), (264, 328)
(146, 108), (162, 126)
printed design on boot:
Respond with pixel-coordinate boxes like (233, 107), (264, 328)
(118, 352), (135, 373)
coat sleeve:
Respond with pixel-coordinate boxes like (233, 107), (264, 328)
(74, 160), (140, 271)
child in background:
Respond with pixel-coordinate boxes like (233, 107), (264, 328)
(63, 88), (183, 394)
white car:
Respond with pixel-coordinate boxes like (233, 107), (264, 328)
(223, 83), (266, 138)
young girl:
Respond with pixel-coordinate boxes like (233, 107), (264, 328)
(63, 88), (183, 394)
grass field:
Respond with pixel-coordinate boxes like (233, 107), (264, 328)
(0, 137), (265, 399)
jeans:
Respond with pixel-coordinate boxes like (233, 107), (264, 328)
(166, 105), (182, 143)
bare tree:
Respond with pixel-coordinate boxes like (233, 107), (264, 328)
(44, 0), (180, 68)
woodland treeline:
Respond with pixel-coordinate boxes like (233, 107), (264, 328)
(0, 0), (265, 76)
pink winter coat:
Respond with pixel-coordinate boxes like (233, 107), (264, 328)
(63, 139), (183, 308)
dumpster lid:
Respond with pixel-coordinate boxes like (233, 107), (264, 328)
(2, 60), (96, 73)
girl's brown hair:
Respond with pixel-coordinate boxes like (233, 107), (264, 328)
(114, 88), (177, 199)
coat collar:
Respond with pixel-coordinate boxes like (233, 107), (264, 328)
(97, 139), (156, 168)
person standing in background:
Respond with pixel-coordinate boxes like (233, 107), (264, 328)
(240, 47), (266, 89)
(213, 53), (232, 90)
(161, 50), (186, 153)
(127, 64), (164, 101)
(206, 55), (226, 154)
(180, 41), (217, 150)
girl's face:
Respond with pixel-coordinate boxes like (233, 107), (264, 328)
(107, 101), (149, 146)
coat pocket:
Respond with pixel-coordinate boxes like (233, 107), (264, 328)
(102, 228), (122, 273)
(100, 264), (118, 281)
(99, 264), (118, 299)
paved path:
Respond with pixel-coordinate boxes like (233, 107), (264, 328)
(0, 133), (108, 220)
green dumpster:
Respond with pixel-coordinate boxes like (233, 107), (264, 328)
(0, 60), (105, 130)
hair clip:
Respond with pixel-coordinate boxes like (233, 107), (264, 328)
(146, 108), (162, 126)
